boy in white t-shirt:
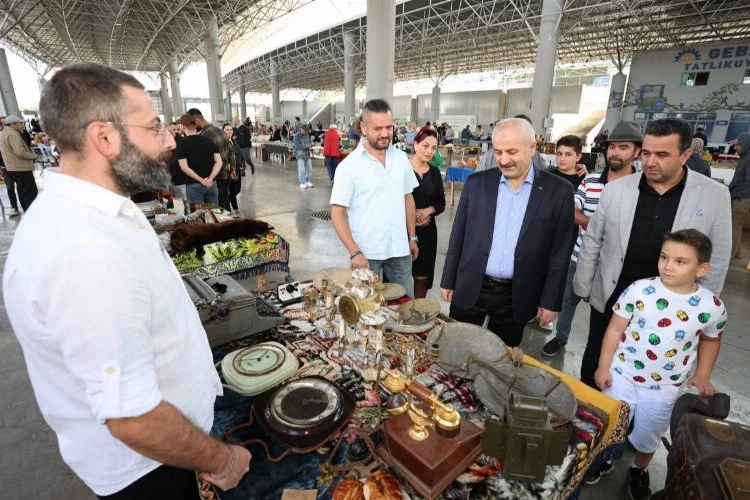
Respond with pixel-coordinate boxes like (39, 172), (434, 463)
(590, 229), (726, 500)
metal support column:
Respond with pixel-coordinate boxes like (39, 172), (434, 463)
(270, 58), (280, 124)
(302, 99), (308, 122)
(343, 31), (356, 124)
(239, 77), (247, 121)
(365, 0), (395, 104)
(203, 16), (225, 123)
(225, 91), (232, 123)
(159, 72), (173, 124)
(603, 71), (627, 132)
(529, 0), (562, 136)
(410, 97), (417, 123)
(0, 49), (20, 117)
(168, 59), (182, 115)
(431, 85), (441, 124)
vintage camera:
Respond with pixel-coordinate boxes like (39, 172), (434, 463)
(482, 392), (571, 483)
(277, 281), (303, 306)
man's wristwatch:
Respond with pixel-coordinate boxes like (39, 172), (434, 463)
(409, 236), (418, 242)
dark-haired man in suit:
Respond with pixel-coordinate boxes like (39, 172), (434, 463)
(440, 118), (574, 347)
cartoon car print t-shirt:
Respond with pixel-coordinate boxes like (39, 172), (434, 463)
(611, 277), (726, 387)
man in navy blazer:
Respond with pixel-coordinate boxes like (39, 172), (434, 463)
(440, 118), (574, 347)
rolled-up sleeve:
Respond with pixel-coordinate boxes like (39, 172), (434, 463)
(330, 162), (355, 207)
(40, 240), (162, 424)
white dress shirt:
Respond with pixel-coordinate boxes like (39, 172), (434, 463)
(3, 171), (222, 496)
(330, 143), (418, 260)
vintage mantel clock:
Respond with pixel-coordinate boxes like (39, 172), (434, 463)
(221, 341), (299, 396)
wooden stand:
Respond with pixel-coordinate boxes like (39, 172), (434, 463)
(375, 413), (483, 499)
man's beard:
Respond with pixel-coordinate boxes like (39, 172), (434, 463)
(110, 135), (172, 195)
(366, 134), (391, 151)
(607, 157), (628, 172)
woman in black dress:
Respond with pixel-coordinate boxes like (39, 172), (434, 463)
(410, 127), (446, 298)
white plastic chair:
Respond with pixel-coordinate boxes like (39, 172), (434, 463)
(34, 144), (54, 175)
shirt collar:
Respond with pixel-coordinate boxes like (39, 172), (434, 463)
(357, 142), (394, 162)
(43, 170), (130, 218)
(599, 164), (637, 185)
(500, 165), (535, 185)
(638, 166), (688, 194)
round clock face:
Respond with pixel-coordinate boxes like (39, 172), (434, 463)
(233, 344), (286, 376)
(269, 378), (342, 429)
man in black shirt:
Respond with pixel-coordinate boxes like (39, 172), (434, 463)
(177, 114), (221, 205)
(693, 127), (708, 145)
(574, 118), (731, 389)
(232, 118), (254, 175)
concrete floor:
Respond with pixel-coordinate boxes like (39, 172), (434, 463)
(1, 158), (748, 499)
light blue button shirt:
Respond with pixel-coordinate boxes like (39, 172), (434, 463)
(330, 143), (418, 260)
(485, 167), (535, 279)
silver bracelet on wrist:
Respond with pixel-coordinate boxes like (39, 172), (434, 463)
(213, 445), (235, 480)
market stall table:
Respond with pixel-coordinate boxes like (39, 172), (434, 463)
(203, 286), (628, 500)
(164, 211), (291, 281)
(445, 166), (476, 205)
(261, 143), (292, 169)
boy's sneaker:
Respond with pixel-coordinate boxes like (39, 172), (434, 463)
(306, 181), (314, 188)
(628, 467), (651, 500)
(9, 209), (21, 217)
(542, 338), (566, 357)
(584, 459), (614, 484)
(299, 183), (307, 189)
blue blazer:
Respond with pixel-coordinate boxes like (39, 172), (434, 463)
(440, 167), (574, 322)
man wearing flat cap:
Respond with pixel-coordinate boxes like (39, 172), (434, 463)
(0, 115), (39, 212)
(573, 118), (730, 388)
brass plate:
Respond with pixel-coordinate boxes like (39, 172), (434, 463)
(375, 282), (406, 300)
(396, 298), (440, 325)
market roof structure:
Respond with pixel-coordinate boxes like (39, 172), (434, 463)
(222, 0), (750, 93)
(0, 0), (312, 74)
(1, 0), (749, 91)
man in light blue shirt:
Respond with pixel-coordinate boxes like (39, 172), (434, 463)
(331, 99), (419, 297)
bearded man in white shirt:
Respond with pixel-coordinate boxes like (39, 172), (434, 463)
(3, 63), (251, 499)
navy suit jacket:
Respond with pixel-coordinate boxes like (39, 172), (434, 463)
(440, 167), (574, 322)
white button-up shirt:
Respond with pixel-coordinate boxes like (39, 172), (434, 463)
(330, 143), (418, 260)
(3, 171), (221, 496)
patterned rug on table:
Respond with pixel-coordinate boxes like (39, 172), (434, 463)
(206, 294), (610, 500)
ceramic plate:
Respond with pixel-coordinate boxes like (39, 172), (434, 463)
(385, 319), (435, 334)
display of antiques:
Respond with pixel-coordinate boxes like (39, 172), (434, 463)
(205, 263), (595, 499)
(182, 275), (284, 346)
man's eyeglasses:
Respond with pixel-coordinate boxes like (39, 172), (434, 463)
(106, 121), (168, 137)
